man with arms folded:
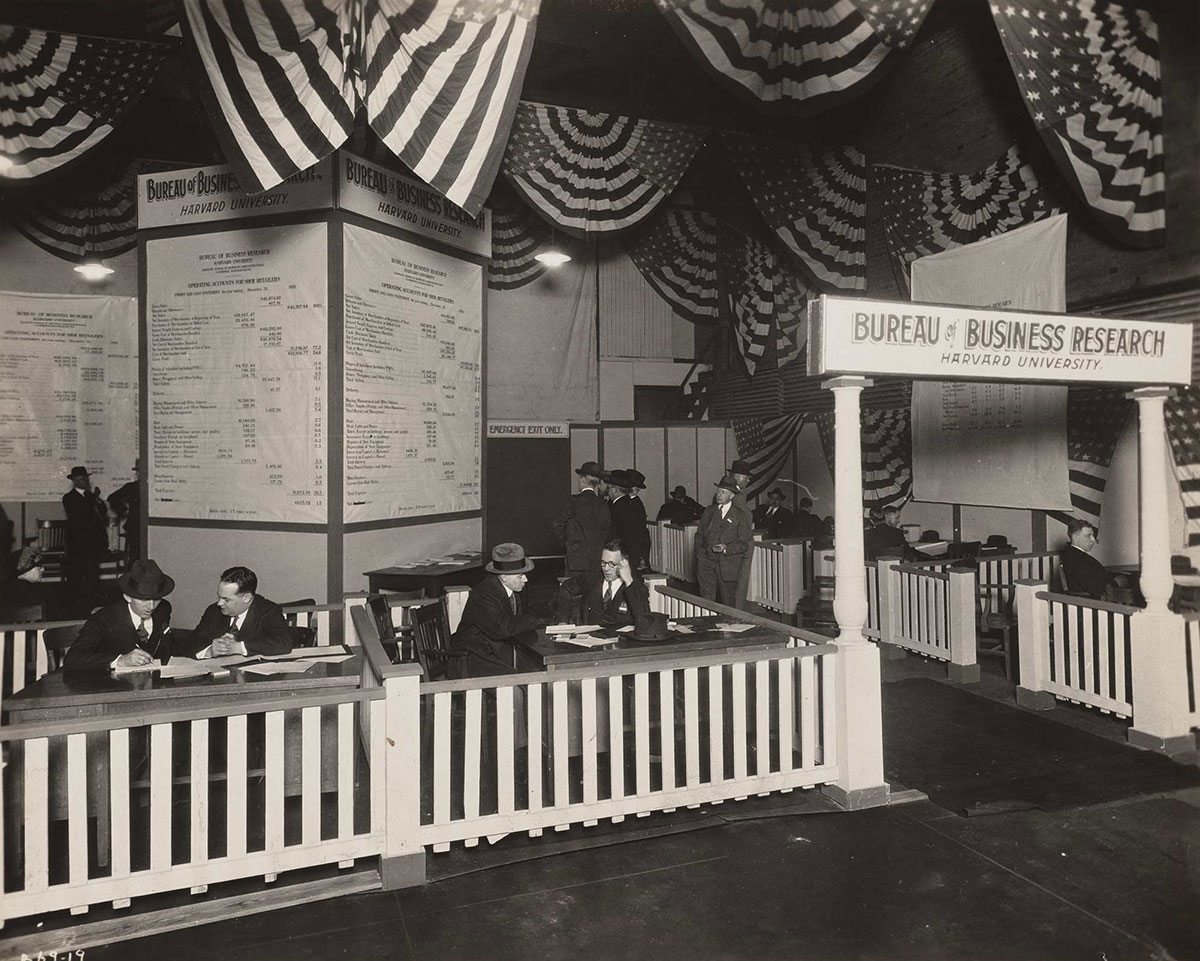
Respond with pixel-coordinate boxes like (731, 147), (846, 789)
(64, 558), (178, 671)
(193, 565), (293, 657)
(555, 538), (650, 630)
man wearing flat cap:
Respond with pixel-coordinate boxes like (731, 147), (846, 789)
(609, 468), (652, 573)
(552, 461), (612, 577)
(62, 464), (109, 613)
(64, 558), (178, 672)
(453, 543), (548, 676)
(695, 475), (752, 606)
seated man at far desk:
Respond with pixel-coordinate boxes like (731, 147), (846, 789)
(1059, 519), (1126, 600)
(864, 504), (910, 561)
(555, 538), (650, 630)
(453, 543), (548, 676)
(193, 565), (293, 657)
(64, 559), (178, 672)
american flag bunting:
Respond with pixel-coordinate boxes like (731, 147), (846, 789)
(725, 134), (867, 290)
(732, 413), (806, 501)
(0, 26), (169, 182)
(725, 234), (810, 376)
(624, 208), (722, 325)
(1045, 387), (1132, 529)
(988, 1), (1164, 248)
(655, 0), (934, 115)
(1165, 387), (1200, 547)
(815, 407), (912, 512)
(488, 182), (548, 289)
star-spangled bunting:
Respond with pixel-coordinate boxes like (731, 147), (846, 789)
(724, 234), (811, 376)
(1165, 387), (1200, 547)
(988, 1), (1164, 248)
(732, 413), (807, 501)
(624, 209), (722, 325)
(0, 26), (170, 182)
(182, 0), (540, 215)
(487, 182), (549, 290)
(502, 100), (704, 236)
(655, 0), (934, 115)
(814, 407), (912, 511)
(1045, 387), (1133, 529)
(873, 143), (1059, 292)
(725, 134), (867, 290)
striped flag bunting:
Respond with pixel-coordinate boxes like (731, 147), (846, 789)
(1045, 387), (1133, 529)
(814, 407), (912, 511)
(725, 234), (810, 376)
(988, 1), (1164, 248)
(487, 182), (548, 289)
(724, 134), (867, 290)
(731, 413), (806, 501)
(501, 100), (704, 235)
(182, 0), (539, 215)
(1165, 387), (1200, 547)
(624, 208), (722, 325)
(0, 25), (170, 182)
(873, 143), (1059, 292)
(654, 0), (934, 115)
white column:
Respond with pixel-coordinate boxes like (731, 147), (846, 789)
(1129, 387), (1174, 614)
(826, 376), (872, 644)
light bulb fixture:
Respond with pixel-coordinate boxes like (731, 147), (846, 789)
(74, 260), (115, 281)
(534, 225), (571, 267)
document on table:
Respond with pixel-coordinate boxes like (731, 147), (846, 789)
(556, 635), (614, 649)
(259, 645), (351, 660)
(112, 661), (160, 675)
(715, 623), (756, 633)
(545, 624), (601, 635)
(238, 660), (317, 675)
(159, 658), (220, 679)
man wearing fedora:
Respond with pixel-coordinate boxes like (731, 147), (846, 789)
(552, 460), (612, 577)
(695, 475), (752, 606)
(609, 468), (651, 573)
(454, 543), (547, 676)
(554, 538), (650, 630)
(728, 460), (755, 608)
(64, 558), (177, 672)
(752, 487), (792, 539)
(655, 485), (704, 525)
(62, 464), (109, 613)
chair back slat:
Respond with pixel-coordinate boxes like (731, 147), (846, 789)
(412, 598), (464, 680)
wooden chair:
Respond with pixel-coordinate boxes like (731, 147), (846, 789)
(37, 519), (67, 552)
(977, 584), (1017, 681)
(411, 598), (466, 680)
(43, 622), (83, 671)
(948, 541), (981, 562)
(279, 598), (317, 609)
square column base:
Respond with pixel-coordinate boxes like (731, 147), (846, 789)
(1127, 727), (1196, 757)
(822, 782), (890, 811)
(1015, 686), (1056, 711)
(947, 663), (980, 684)
(380, 852), (426, 890)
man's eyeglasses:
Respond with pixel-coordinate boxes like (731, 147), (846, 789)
(599, 560), (621, 568)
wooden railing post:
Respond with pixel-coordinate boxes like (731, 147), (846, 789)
(1127, 611), (1196, 754)
(822, 636), (889, 811)
(344, 593), (369, 645)
(380, 663), (426, 888)
(875, 558), (901, 654)
(946, 566), (980, 684)
(1015, 580), (1055, 710)
(644, 572), (669, 612)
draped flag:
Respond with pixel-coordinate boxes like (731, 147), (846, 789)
(988, 0), (1164, 248)
(0, 26), (170, 182)
(874, 144), (1059, 292)
(1164, 387), (1200, 547)
(655, 0), (934, 115)
(725, 234), (810, 376)
(502, 100), (704, 235)
(625, 209), (722, 325)
(1045, 387), (1133, 529)
(814, 407), (912, 511)
(487, 183), (549, 290)
(725, 134), (867, 290)
(732, 413), (806, 501)
(182, 0), (540, 215)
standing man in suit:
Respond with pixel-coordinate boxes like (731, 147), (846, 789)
(695, 475), (752, 606)
(552, 460), (612, 578)
(64, 558), (177, 672)
(728, 459), (755, 607)
(752, 488), (793, 539)
(192, 565), (293, 657)
(555, 538), (651, 629)
(62, 465), (109, 614)
(453, 543), (547, 676)
(107, 460), (141, 570)
(609, 469), (652, 573)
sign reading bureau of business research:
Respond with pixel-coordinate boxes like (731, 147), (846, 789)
(807, 295), (1193, 386)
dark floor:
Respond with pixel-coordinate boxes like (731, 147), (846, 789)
(26, 648), (1195, 961)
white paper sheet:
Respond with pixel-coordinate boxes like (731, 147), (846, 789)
(545, 624), (602, 635)
(238, 660), (317, 675)
(556, 635), (614, 648)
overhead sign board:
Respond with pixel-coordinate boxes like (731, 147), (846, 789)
(487, 421), (569, 438)
(336, 151), (491, 258)
(807, 294), (1192, 386)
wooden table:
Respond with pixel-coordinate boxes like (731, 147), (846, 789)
(365, 556), (485, 596)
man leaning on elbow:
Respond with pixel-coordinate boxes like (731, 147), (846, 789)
(192, 565), (293, 657)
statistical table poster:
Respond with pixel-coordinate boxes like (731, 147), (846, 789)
(0, 291), (138, 499)
(343, 224), (482, 523)
(146, 224), (328, 523)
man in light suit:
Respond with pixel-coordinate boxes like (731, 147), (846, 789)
(64, 558), (178, 672)
(695, 475), (752, 606)
(555, 538), (651, 630)
(552, 460), (612, 577)
(192, 565), (293, 657)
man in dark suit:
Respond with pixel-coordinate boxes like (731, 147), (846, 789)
(865, 505), (910, 561)
(791, 497), (820, 537)
(609, 469), (652, 573)
(64, 558), (177, 672)
(552, 460), (612, 577)
(61, 464), (109, 613)
(752, 488), (793, 539)
(1059, 519), (1121, 599)
(655, 486), (704, 525)
(555, 538), (651, 629)
(453, 543), (547, 676)
(192, 565), (293, 657)
(107, 460), (141, 569)
(695, 475), (752, 606)
(727, 459), (754, 607)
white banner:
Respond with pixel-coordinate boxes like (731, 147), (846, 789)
(0, 292), (138, 500)
(910, 217), (1071, 509)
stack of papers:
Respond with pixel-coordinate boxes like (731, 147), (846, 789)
(239, 660), (317, 675)
(714, 622), (756, 634)
(545, 624), (601, 635)
(556, 635), (614, 649)
(160, 658), (221, 679)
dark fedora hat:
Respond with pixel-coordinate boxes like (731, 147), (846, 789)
(607, 469), (631, 488)
(729, 459), (752, 476)
(117, 558), (175, 600)
(630, 611), (671, 641)
(486, 542), (534, 575)
(575, 461), (605, 477)
(670, 485), (688, 499)
(67, 465), (91, 479)
(985, 534), (1009, 548)
(626, 469), (646, 489)
(714, 474), (741, 493)
(767, 487), (784, 499)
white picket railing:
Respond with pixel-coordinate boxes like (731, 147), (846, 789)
(747, 538), (814, 616)
(870, 560), (977, 677)
(656, 521), (699, 582)
(282, 602), (340, 646)
(975, 551), (1059, 608)
(864, 564), (881, 639)
(1, 619), (84, 711)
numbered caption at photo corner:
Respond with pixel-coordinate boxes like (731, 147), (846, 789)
(21, 952), (86, 961)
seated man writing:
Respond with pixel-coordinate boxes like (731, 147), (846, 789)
(453, 543), (547, 676)
(64, 558), (178, 671)
(1059, 519), (1125, 600)
(555, 538), (650, 630)
(192, 565), (293, 657)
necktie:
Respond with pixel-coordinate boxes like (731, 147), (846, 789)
(228, 616), (239, 636)
(509, 593), (517, 615)
(136, 619), (150, 644)
(604, 582), (613, 604)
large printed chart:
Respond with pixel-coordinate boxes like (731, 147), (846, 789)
(343, 224), (482, 523)
(0, 292), (137, 500)
(146, 224), (327, 523)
